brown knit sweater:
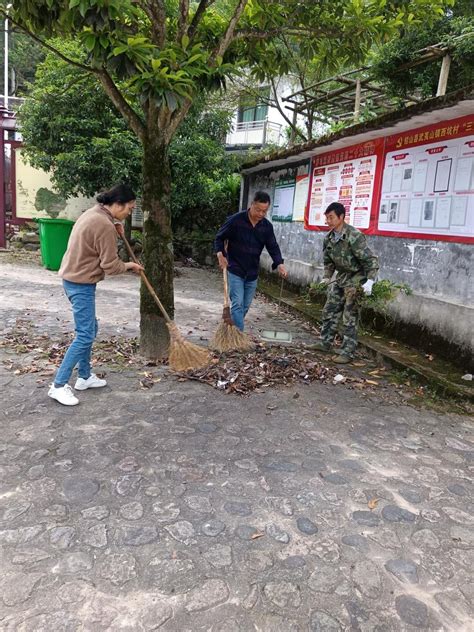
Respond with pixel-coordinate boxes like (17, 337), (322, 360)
(59, 204), (127, 283)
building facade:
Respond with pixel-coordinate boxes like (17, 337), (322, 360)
(240, 89), (474, 366)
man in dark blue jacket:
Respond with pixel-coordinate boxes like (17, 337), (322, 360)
(214, 191), (288, 331)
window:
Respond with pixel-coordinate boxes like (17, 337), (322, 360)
(237, 88), (270, 123)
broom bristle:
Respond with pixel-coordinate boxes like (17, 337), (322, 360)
(210, 321), (255, 353)
(167, 322), (211, 371)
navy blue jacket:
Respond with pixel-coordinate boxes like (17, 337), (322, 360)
(214, 210), (284, 281)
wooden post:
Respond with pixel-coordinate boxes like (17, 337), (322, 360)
(436, 54), (451, 96)
(289, 107), (298, 146)
(354, 78), (361, 123)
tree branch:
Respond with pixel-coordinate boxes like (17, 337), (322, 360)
(212, 0), (249, 61)
(97, 69), (146, 142)
(0, 11), (95, 74)
(177, 0), (190, 42)
(269, 77), (307, 143)
(168, 97), (194, 139)
(188, 0), (215, 41)
(138, 0), (166, 47)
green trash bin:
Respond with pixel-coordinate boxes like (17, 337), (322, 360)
(37, 218), (75, 271)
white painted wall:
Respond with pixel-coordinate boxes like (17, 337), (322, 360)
(15, 148), (96, 221)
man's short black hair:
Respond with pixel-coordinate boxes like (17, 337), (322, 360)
(324, 202), (346, 218)
(253, 191), (271, 205)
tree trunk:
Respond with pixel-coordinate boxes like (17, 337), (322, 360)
(140, 119), (174, 359)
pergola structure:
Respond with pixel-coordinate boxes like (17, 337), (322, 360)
(282, 35), (471, 126)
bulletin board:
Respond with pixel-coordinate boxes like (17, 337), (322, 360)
(375, 115), (474, 243)
(271, 176), (296, 221)
(304, 139), (384, 232)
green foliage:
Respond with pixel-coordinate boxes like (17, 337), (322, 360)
(19, 43), (240, 232)
(6, 0), (455, 118)
(304, 279), (412, 312)
(372, 14), (474, 99)
(170, 104), (242, 234)
(362, 279), (412, 311)
(0, 30), (45, 97)
(18, 42), (142, 197)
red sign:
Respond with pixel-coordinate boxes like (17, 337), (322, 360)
(303, 115), (474, 243)
(375, 115), (474, 244)
(305, 138), (384, 233)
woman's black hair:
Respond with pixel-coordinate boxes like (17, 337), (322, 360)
(96, 183), (136, 206)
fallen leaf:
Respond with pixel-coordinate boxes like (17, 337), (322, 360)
(251, 532), (265, 540)
(365, 379), (379, 386)
(368, 498), (379, 510)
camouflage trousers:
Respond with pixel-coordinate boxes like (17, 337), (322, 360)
(320, 284), (360, 357)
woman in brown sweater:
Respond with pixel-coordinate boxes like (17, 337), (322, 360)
(48, 183), (143, 406)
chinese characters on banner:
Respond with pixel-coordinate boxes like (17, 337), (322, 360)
(305, 139), (384, 232)
(377, 116), (473, 241)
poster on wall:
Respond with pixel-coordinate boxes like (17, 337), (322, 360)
(292, 163), (311, 221)
(305, 139), (384, 232)
(377, 116), (474, 241)
(272, 176), (296, 221)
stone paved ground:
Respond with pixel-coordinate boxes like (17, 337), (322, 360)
(0, 256), (473, 631)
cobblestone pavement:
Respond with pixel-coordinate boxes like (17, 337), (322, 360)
(0, 259), (473, 631)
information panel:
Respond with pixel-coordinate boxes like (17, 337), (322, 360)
(305, 139), (384, 231)
(292, 163), (311, 222)
(272, 176), (296, 222)
(377, 116), (473, 241)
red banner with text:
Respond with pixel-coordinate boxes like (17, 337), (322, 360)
(374, 115), (473, 243)
(304, 115), (474, 243)
(305, 138), (384, 234)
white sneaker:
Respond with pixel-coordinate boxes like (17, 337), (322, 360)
(74, 373), (107, 391)
(48, 384), (79, 406)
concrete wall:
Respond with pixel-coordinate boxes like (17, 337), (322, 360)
(244, 168), (474, 360)
(15, 148), (95, 221)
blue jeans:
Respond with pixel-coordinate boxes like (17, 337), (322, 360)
(54, 280), (98, 387)
(227, 272), (258, 331)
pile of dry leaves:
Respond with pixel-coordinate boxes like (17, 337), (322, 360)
(1, 318), (384, 397)
(176, 345), (337, 395)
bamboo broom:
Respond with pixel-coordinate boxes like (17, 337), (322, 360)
(210, 267), (254, 353)
(122, 235), (211, 371)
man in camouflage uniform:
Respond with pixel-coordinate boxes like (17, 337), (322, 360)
(312, 202), (379, 364)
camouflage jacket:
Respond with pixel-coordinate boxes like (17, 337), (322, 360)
(323, 223), (379, 288)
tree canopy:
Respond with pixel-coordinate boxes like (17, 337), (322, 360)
(372, 10), (474, 99)
(19, 44), (240, 234)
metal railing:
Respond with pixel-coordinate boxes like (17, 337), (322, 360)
(226, 120), (283, 147)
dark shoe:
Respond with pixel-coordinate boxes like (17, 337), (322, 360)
(333, 354), (352, 364)
(309, 341), (331, 353)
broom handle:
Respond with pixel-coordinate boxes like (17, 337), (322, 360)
(222, 267), (230, 308)
(278, 277), (284, 314)
(121, 233), (172, 324)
